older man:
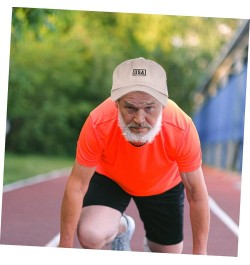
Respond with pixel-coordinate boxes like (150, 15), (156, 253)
(59, 57), (210, 254)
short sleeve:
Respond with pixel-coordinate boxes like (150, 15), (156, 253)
(76, 115), (103, 167)
(176, 119), (202, 172)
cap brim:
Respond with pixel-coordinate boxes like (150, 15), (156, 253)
(111, 85), (168, 106)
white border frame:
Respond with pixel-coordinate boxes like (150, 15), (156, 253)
(1, 1), (249, 264)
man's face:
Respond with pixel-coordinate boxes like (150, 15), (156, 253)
(116, 91), (163, 145)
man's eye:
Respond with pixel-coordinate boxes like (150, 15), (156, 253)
(126, 106), (135, 111)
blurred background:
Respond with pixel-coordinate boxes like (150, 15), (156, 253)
(3, 8), (249, 184)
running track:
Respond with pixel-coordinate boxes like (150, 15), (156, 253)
(0, 165), (241, 256)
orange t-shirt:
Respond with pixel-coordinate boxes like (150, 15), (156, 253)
(76, 98), (202, 196)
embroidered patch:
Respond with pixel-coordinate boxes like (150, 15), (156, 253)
(132, 69), (146, 76)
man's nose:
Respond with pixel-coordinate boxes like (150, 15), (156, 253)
(133, 109), (145, 124)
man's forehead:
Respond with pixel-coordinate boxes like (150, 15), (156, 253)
(123, 99), (156, 106)
(120, 91), (158, 105)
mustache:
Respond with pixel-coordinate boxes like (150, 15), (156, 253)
(127, 123), (152, 129)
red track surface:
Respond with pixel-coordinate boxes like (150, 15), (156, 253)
(0, 165), (241, 256)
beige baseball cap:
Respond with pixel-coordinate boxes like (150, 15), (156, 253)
(111, 57), (168, 106)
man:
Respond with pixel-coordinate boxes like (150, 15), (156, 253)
(59, 57), (210, 254)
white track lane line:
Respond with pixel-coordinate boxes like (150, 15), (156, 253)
(45, 233), (60, 247)
(208, 196), (239, 237)
(3, 168), (71, 193)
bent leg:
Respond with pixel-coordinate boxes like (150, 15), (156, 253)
(77, 205), (127, 249)
(77, 173), (131, 249)
(134, 182), (185, 253)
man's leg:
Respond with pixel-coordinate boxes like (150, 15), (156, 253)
(144, 237), (183, 253)
(77, 172), (133, 250)
(77, 205), (123, 249)
(134, 182), (185, 253)
(77, 206), (135, 250)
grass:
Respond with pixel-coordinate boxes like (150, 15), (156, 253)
(2, 152), (74, 185)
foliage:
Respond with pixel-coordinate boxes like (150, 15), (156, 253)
(6, 8), (240, 155)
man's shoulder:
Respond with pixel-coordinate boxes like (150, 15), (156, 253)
(90, 97), (117, 126)
(162, 99), (192, 131)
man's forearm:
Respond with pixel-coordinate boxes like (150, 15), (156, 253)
(180, 168), (210, 255)
(59, 184), (85, 248)
(189, 198), (210, 254)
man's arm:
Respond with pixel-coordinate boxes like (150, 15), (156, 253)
(59, 160), (96, 248)
(180, 166), (210, 255)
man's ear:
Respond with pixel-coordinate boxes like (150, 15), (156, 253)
(115, 100), (119, 108)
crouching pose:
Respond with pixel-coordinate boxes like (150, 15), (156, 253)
(59, 57), (210, 254)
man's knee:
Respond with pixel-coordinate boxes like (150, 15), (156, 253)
(77, 223), (107, 249)
(77, 216), (119, 249)
(77, 205), (122, 249)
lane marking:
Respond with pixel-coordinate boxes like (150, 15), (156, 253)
(45, 233), (60, 247)
(209, 196), (239, 237)
(3, 168), (71, 193)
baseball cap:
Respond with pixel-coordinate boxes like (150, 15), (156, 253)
(111, 57), (168, 106)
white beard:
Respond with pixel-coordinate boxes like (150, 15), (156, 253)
(118, 110), (162, 144)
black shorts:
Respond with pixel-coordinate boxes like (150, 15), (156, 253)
(83, 172), (185, 245)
